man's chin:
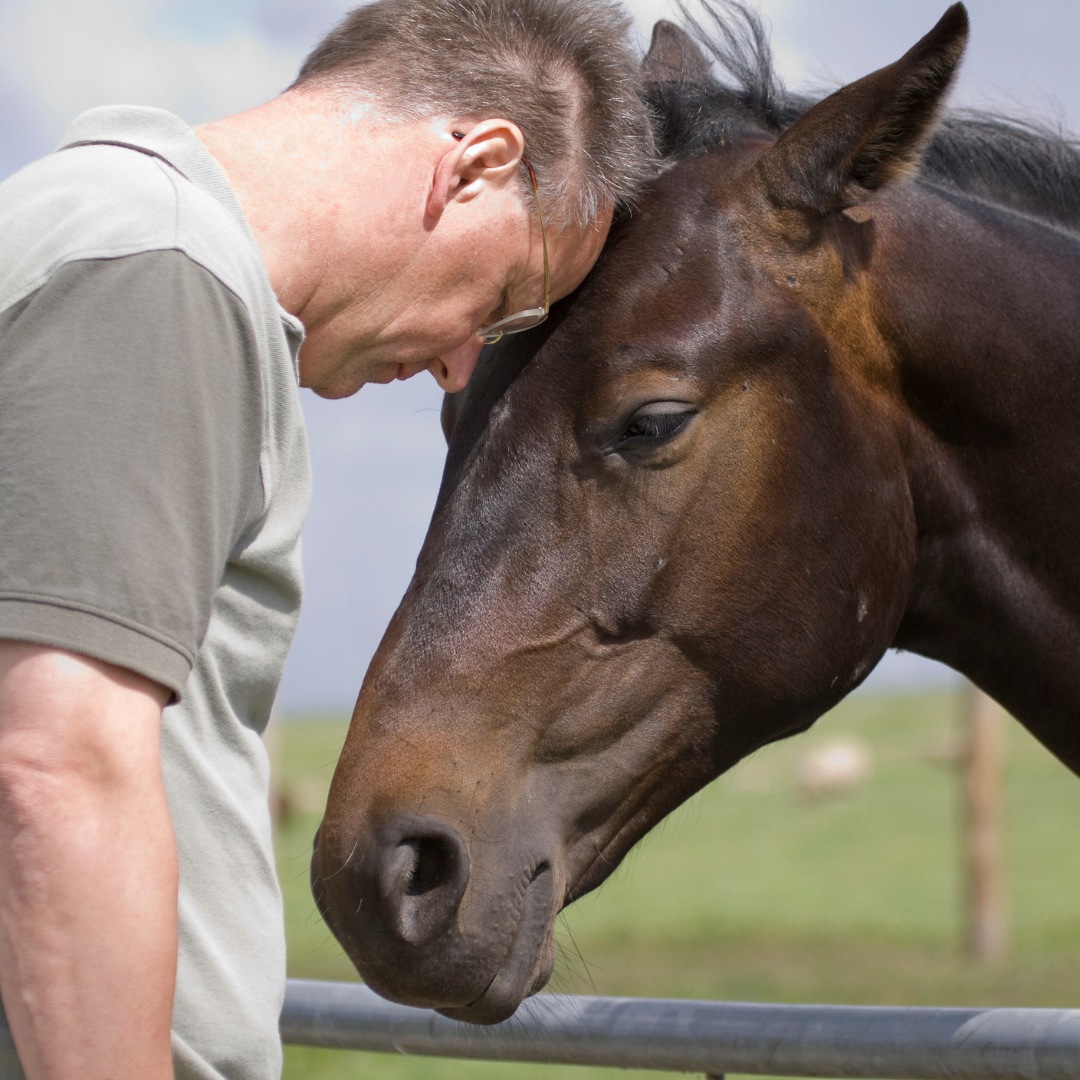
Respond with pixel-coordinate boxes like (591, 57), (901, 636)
(309, 383), (359, 399)
(302, 357), (433, 398)
(301, 363), (383, 398)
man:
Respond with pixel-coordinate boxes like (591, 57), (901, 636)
(0, 0), (656, 1077)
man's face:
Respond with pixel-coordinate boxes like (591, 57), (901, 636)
(298, 188), (612, 399)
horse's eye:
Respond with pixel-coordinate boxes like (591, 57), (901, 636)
(614, 403), (696, 450)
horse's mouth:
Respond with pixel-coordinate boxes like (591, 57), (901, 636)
(437, 862), (556, 1025)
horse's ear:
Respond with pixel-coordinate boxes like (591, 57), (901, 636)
(755, 3), (968, 216)
(643, 19), (713, 83)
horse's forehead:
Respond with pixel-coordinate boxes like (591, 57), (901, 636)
(599, 152), (774, 298)
(625, 155), (737, 238)
(454, 143), (816, 439)
(568, 189), (775, 365)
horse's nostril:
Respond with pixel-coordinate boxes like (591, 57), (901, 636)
(378, 818), (471, 946)
(402, 835), (456, 897)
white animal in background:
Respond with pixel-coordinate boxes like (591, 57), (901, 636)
(797, 737), (872, 800)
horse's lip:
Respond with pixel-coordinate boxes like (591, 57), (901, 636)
(436, 863), (555, 1025)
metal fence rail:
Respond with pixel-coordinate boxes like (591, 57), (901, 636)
(2, 979), (1075, 1078)
(281, 979), (1080, 1080)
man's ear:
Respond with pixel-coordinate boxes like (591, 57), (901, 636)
(427, 119), (525, 220)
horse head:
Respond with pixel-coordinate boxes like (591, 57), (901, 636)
(312, 5), (971, 1023)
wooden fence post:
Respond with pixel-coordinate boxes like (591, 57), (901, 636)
(961, 684), (1007, 962)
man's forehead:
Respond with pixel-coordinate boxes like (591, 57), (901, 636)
(550, 206), (613, 300)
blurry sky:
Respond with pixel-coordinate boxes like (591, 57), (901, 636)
(2, 1), (1076, 714)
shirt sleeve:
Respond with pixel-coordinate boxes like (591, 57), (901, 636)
(0, 249), (263, 699)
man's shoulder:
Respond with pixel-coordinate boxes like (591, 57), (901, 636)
(0, 140), (252, 314)
(0, 144), (172, 293)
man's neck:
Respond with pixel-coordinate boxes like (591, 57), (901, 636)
(195, 91), (439, 324)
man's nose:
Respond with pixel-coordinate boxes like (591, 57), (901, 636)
(429, 338), (484, 393)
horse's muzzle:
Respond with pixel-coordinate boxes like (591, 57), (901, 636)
(312, 809), (557, 1023)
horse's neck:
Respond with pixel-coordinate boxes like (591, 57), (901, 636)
(880, 185), (1080, 772)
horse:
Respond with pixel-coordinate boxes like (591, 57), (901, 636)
(312, 2), (1080, 1024)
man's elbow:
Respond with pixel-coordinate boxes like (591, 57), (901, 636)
(0, 643), (169, 829)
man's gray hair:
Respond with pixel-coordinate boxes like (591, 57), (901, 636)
(291, 0), (658, 228)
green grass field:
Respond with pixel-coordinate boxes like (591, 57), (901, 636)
(272, 689), (1080, 1079)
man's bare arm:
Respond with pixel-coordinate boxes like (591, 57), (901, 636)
(0, 642), (176, 1080)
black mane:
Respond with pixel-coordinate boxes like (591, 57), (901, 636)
(650, 2), (1080, 229)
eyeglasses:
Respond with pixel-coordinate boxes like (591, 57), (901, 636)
(477, 159), (550, 345)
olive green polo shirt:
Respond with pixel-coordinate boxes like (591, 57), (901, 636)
(0, 106), (312, 1080)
